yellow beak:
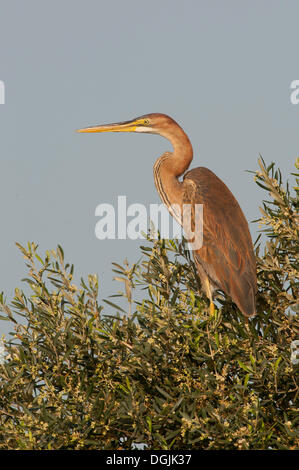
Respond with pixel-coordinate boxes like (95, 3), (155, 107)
(77, 118), (140, 134)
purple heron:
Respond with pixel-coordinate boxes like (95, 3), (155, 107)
(77, 113), (257, 317)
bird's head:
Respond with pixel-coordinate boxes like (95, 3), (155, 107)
(77, 113), (179, 136)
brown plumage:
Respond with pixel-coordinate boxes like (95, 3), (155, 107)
(77, 113), (257, 317)
(183, 167), (256, 316)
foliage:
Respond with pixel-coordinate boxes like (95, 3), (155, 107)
(0, 159), (298, 450)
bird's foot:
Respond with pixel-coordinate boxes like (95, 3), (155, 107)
(209, 302), (215, 316)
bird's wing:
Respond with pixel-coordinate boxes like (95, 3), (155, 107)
(182, 167), (257, 316)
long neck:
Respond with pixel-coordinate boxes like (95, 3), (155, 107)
(153, 123), (193, 210)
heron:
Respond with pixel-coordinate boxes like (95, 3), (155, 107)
(77, 113), (257, 317)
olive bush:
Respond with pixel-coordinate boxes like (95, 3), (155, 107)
(0, 159), (298, 449)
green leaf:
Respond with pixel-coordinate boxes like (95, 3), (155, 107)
(237, 360), (254, 374)
(103, 299), (127, 314)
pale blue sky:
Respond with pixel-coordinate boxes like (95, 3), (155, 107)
(0, 0), (298, 335)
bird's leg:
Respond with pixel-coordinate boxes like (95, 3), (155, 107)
(202, 276), (215, 316)
(209, 301), (215, 316)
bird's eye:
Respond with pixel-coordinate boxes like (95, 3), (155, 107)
(144, 119), (149, 125)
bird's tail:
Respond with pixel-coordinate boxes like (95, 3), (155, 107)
(232, 279), (257, 318)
